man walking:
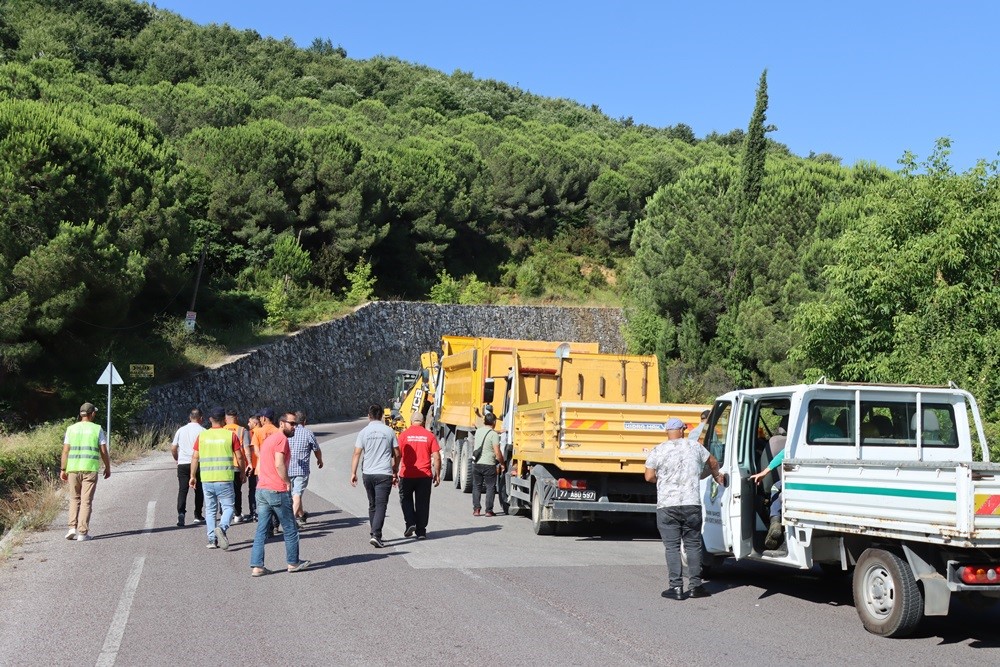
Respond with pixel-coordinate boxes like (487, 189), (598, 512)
(223, 409), (251, 523)
(472, 412), (504, 517)
(644, 417), (724, 600)
(288, 411), (323, 527)
(250, 412), (310, 576)
(172, 408), (205, 526)
(252, 408), (281, 535)
(351, 404), (400, 548)
(190, 408), (247, 550)
(397, 411), (441, 539)
(60, 403), (111, 541)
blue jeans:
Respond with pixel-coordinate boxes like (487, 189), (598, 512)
(250, 489), (300, 568)
(656, 505), (704, 589)
(203, 481), (235, 541)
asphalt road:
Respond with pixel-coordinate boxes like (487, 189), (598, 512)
(1, 419), (998, 666)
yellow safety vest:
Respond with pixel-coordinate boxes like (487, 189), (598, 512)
(198, 428), (235, 482)
(66, 421), (102, 473)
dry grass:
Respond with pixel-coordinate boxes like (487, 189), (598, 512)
(0, 477), (64, 559)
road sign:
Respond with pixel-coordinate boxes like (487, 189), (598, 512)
(185, 311), (197, 333)
(95, 362), (124, 451)
(96, 362), (124, 386)
(130, 364), (154, 378)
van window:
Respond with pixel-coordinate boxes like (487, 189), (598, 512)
(806, 399), (958, 448)
(704, 401), (731, 466)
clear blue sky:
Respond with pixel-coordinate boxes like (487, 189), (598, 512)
(150, 1), (1000, 172)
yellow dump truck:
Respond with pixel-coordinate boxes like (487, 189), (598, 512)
(426, 336), (600, 491)
(502, 346), (710, 534)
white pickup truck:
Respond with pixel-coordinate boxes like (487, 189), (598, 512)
(699, 381), (1000, 637)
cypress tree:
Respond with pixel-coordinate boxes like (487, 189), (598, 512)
(738, 69), (771, 214)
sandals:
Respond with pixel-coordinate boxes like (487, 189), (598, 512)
(287, 560), (311, 573)
(251, 567), (271, 578)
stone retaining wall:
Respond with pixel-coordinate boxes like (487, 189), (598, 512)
(141, 301), (626, 426)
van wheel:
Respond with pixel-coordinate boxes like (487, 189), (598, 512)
(531, 485), (554, 535)
(852, 548), (923, 637)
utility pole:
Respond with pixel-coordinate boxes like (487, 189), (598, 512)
(186, 245), (207, 333)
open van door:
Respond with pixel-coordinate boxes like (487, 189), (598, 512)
(723, 396), (754, 559)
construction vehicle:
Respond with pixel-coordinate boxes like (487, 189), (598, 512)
(501, 344), (709, 534)
(384, 365), (429, 433)
(428, 337), (600, 490)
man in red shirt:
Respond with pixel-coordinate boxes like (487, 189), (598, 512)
(249, 411), (310, 576)
(397, 411), (441, 540)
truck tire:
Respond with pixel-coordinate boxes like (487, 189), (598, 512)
(441, 457), (453, 483)
(852, 548), (923, 637)
(531, 484), (555, 535)
(459, 440), (474, 493)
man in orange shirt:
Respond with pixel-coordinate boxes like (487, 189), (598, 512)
(223, 409), (252, 523)
(397, 411), (441, 540)
(251, 408), (280, 534)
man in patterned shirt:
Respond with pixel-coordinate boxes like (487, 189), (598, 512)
(288, 411), (323, 528)
(644, 417), (723, 601)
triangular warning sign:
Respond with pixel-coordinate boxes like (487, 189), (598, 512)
(96, 362), (125, 385)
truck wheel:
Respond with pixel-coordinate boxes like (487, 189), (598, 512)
(852, 548), (923, 637)
(453, 448), (462, 489)
(459, 440), (474, 493)
(531, 485), (554, 536)
(441, 434), (454, 482)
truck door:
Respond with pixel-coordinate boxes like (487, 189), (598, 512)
(701, 400), (734, 554)
(724, 397), (755, 559)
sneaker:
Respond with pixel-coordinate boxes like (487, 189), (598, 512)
(206, 541), (218, 549)
(416, 534), (427, 540)
(404, 525), (416, 538)
(75, 533), (93, 542)
(193, 515), (205, 525)
(369, 536), (385, 548)
(176, 514), (185, 527)
(241, 514), (252, 523)
(485, 511), (496, 517)
(296, 518), (306, 529)
(287, 560), (311, 573)
(661, 586), (685, 600)
(249, 513), (258, 522)
(65, 528), (77, 540)
(215, 527), (229, 551)
(473, 508), (481, 517)
(232, 515), (243, 525)
(301, 511), (309, 522)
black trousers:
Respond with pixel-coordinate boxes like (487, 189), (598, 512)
(399, 476), (433, 536)
(233, 473), (243, 516)
(363, 474), (393, 540)
(246, 472), (257, 515)
(472, 463), (497, 512)
(176, 463), (203, 517)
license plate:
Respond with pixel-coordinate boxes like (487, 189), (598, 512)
(555, 489), (597, 501)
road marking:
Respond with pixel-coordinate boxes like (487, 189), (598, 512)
(95, 555), (145, 667)
(144, 501), (156, 534)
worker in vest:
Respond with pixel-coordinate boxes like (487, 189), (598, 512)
(190, 407), (247, 550)
(60, 402), (111, 542)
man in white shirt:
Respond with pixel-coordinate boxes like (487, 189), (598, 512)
(172, 408), (205, 527)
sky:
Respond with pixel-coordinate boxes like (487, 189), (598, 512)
(150, 1), (1000, 172)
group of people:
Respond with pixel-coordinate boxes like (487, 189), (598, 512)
(170, 406), (321, 575)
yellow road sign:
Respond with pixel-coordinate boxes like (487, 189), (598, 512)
(130, 364), (154, 378)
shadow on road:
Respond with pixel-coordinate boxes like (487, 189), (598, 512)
(704, 559), (1000, 645)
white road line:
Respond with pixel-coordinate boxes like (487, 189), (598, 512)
(143, 501), (156, 534)
(95, 555), (145, 667)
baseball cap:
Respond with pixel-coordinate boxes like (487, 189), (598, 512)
(259, 407), (276, 422)
(665, 417), (686, 431)
(411, 411), (425, 423)
(79, 402), (96, 415)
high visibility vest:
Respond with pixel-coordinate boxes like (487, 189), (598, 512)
(198, 428), (235, 482)
(66, 421), (102, 473)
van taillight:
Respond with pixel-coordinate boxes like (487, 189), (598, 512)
(960, 566), (1000, 584)
(557, 478), (587, 490)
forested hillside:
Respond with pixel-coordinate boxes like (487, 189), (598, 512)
(1, 0), (999, 436)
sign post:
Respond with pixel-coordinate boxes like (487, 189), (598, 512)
(96, 362), (125, 449)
